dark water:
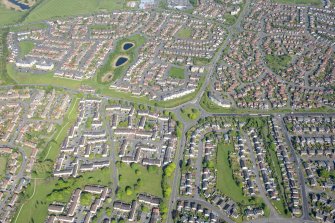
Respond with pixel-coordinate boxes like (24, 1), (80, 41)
(123, 43), (134, 50)
(9, 0), (30, 10)
(115, 57), (128, 66)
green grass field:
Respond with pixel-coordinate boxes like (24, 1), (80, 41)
(265, 54), (292, 73)
(0, 30), (16, 85)
(0, 5), (25, 26)
(117, 164), (162, 202)
(180, 106), (200, 121)
(224, 13), (237, 25)
(0, 156), (8, 179)
(14, 168), (112, 223)
(7, 64), (81, 89)
(23, 0), (126, 23)
(216, 142), (250, 203)
(193, 57), (211, 66)
(267, 143), (291, 217)
(272, 0), (322, 6)
(176, 27), (192, 39)
(39, 95), (81, 162)
(169, 66), (185, 79)
(18, 40), (34, 58)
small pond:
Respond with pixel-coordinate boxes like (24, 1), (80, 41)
(115, 57), (128, 67)
(122, 42), (134, 50)
(8, 0), (30, 10)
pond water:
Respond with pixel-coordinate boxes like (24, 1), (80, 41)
(123, 43), (134, 50)
(115, 57), (128, 67)
(8, 0), (30, 10)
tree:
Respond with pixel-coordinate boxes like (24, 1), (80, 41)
(137, 178), (143, 186)
(125, 186), (133, 196)
(319, 168), (330, 180)
(106, 207), (112, 216)
(163, 186), (172, 197)
(164, 163), (176, 177)
(131, 163), (139, 170)
(147, 165), (158, 173)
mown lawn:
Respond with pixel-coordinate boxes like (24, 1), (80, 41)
(176, 27), (192, 39)
(117, 164), (162, 203)
(265, 54), (292, 73)
(216, 142), (249, 203)
(7, 64), (82, 89)
(273, 0), (321, 6)
(0, 156), (8, 179)
(180, 106), (200, 121)
(18, 40), (34, 58)
(23, 0), (126, 23)
(169, 66), (185, 79)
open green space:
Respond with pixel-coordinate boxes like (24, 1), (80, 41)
(0, 156), (8, 179)
(31, 95), (81, 179)
(244, 117), (291, 217)
(39, 95), (81, 162)
(22, 0), (126, 23)
(98, 34), (145, 83)
(7, 64), (81, 89)
(0, 5), (25, 26)
(193, 57), (211, 66)
(117, 163), (163, 203)
(267, 143), (290, 216)
(0, 30), (16, 85)
(18, 40), (34, 58)
(224, 13), (237, 25)
(176, 27), (192, 39)
(180, 106), (200, 121)
(14, 168), (112, 223)
(9, 23), (48, 33)
(169, 66), (185, 79)
(272, 0), (322, 6)
(265, 54), (292, 73)
(216, 142), (250, 203)
(80, 192), (94, 206)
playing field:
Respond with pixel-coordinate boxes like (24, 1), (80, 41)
(23, 0), (126, 23)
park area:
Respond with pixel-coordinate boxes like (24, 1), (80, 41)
(14, 167), (112, 223)
(117, 162), (163, 203)
(216, 142), (250, 203)
(180, 106), (200, 121)
(99, 35), (145, 83)
(176, 27), (192, 39)
(169, 66), (185, 79)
